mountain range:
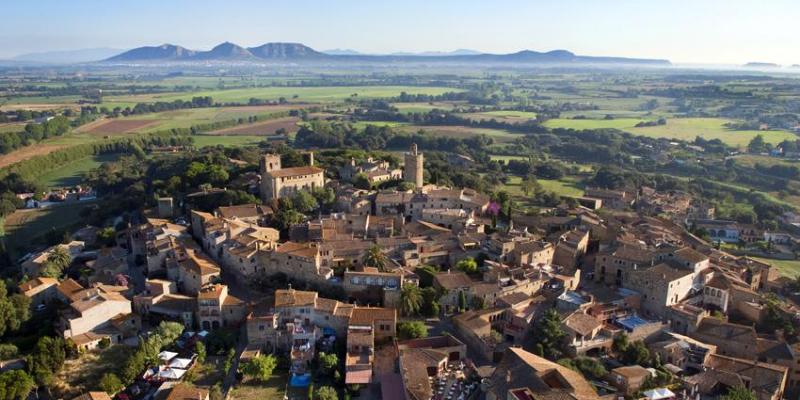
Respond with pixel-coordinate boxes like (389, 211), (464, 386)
(104, 42), (671, 66)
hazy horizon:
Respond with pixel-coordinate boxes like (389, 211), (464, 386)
(2, 0), (799, 65)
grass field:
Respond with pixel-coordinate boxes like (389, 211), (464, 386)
(393, 101), (461, 113)
(504, 175), (584, 197)
(463, 110), (537, 123)
(752, 257), (800, 278)
(36, 153), (121, 188)
(490, 155), (529, 162)
(102, 86), (461, 107)
(543, 117), (797, 147)
(3, 201), (93, 252)
(402, 125), (520, 143)
(192, 135), (264, 147)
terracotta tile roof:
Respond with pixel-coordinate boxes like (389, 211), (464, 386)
(20, 277), (59, 293)
(274, 289), (317, 308)
(180, 249), (221, 276)
(265, 166), (324, 178)
(490, 347), (599, 400)
(57, 278), (86, 301)
(563, 312), (601, 337)
(611, 365), (650, 379)
(349, 306), (396, 326)
(274, 241), (318, 259)
(674, 247), (709, 263)
(72, 392), (113, 400)
(165, 384), (209, 400)
(434, 271), (473, 290)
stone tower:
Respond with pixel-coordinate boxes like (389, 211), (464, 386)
(260, 154), (281, 173)
(404, 143), (424, 189)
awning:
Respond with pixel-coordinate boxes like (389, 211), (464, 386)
(643, 388), (675, 400)
(158, 368), (186, 380)
(168, 358), (193, 369)
(346, 369), (372, 384)
(158, 351), (178, 361)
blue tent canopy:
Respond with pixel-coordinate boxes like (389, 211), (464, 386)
(290, 373), (311, 387)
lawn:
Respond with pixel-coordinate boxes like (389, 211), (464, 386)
(752, 257), (800, 278)
(36, 153), (122, 188)
(2, 201), (94, 253)
(103, 85), (461, 106)
(230, 371), (289, 400)
(543, 117), (797, 147)
(504, 175), (584, 198)
(490, 155), (529, 162)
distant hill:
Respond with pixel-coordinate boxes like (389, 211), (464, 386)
(13, 47), (124, 64)
(322, 48), (363, 56)
(103, 41), (671, 66)
(390, 49), (482, 56)
(106, 44), (197, 61)
(193, 42), (255, 60)
(248, 43), (325, 59)
(744, 62), (780, 68)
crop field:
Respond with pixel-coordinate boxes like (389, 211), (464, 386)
(463, 110), (537, 123)
(393, 101), (463, 113)
(504, 175), (584, 198)
(544, 117), (798, 147)
(402, 125), (521, 143)
(77, 118), (161, 135)
(207, 116), (300, 135)
(102, 85), (461, 106)
(36, 153), (122, 188)
(0, 143), (67, 169)
(0, 122), (25, 133)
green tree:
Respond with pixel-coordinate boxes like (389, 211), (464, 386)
(316, 386), (338, 400)
(96, 227), (117, 247)
(747, 134), (767, 154)
(352, 173), (371, 189)
(98, 372), (124, 394)
(457, 290), (467, 312)
(318, 352), (338, 375)
(312, 187), (336, 210)
(398, 321), (428, 340)
(456, 257), (478, 275)
(0, 370), (35, 400)
(240, 354), (277, 382)
(531, 309), (566, 360)
(275, 208), (304, 231)
(291, 190), (319, 214)
(47, 246), (71, 269)
(400, 284), (422, 317)
(363, 244), (388, 271)
(414, 265), (439, 288)
(612, 332), (630, 354)
(420, 287), (441, 317)
(721, 386), (757, 400)
(195, 341), (207, 364)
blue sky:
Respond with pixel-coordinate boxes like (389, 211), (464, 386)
(1, 0), (798, 64)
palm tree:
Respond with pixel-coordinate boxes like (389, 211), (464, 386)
(47, 246), (71, 270)
(401, 284), (422, 317)
(363, 244), (387, 272)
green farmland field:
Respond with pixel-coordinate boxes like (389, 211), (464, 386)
(543, 117), (797, 147)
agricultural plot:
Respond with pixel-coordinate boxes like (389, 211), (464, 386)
(543, 117), (798, 147)
(207, 116), (301, 135)
(393, 101), (463, 113)
(0, 143), (67, 169)
(752, 257), (800, 278)
(76, 119), (161, 135)
(35, 153), (122, 188)
(462, 110), (537, 123)
(102, 85), (461, 106)
(3, 201), (93, 252)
